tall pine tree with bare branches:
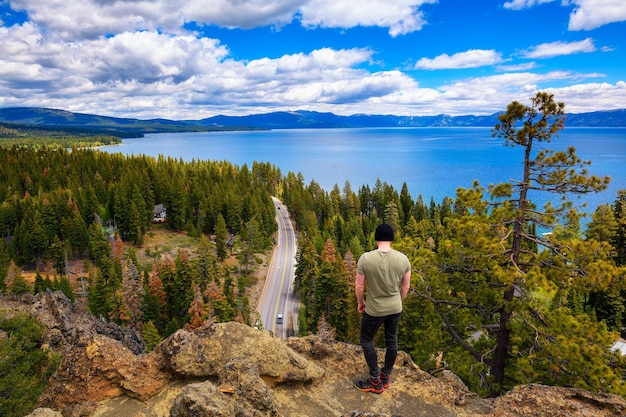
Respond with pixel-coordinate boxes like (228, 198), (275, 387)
(413, 92), (625, 397)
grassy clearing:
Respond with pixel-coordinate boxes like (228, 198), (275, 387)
(19, 224), (271, 310)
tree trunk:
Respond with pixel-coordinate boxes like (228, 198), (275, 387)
(490, 286), (514, 397)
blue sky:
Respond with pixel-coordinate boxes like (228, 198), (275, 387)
(0, 0), (624, 119)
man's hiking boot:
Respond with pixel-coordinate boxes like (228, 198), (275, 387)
(354, 377), (384, 394)
(380, 372), (390, 389)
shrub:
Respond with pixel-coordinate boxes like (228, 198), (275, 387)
(0, 311), (60, 417)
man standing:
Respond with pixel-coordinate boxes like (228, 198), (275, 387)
(354, 223), (411, 394)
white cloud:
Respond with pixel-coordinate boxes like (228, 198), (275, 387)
(9, 0), (187, 40)
(497, 62), (537, 72)
(548, 80), (626, 113)
(0, 0), (624, 119)
(2, 19), (619, 119)
(567, 0), (626, 30)
(350, 70), (621, 117)
(502, 0), (626, 30)
(0, 26), (417, 118)
(8, 0), (435, 39)
(0, 25), (230, 85)
(522, 38), (596, 59)
(182, 0), (302, 29)
(503, 0), (555, 11)
(299, 0), (436, 36)
(415, 50), (503, 70)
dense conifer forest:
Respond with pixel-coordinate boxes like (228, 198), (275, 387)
(0, 122), (124, 148)
(2, 94), (626, 410)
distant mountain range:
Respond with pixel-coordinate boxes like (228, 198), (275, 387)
(1, 107), (625, 137)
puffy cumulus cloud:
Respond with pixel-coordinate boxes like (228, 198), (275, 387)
(8, 0), (434, 39)
(440, 71), (574, 99)
(79, 32), (231, 84)
(415, 49), (503, 70)
(9, 0), (186, 40)
(427, 71), (626, 116)
(299, 0), (436, 37)
(503, 0), (626, 30)
(347, 70), (589, 117)
(190, 48), (411, 109)
(285, 70), (413, 104)
(522, 38), (596, 59)
(567, 0), (626, 30)
(0, 22), (70, 90)
(182, 0), (302, 29)
(1, 21), (618, 119)
(548, 81), (626, 113)
(254, 47), (373, 77)
(0, 26), (415, 119)
(0, 25), (236, 117)
(0, 26), (230, 86)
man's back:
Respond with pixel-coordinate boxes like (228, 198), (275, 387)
(357, 248), (410, 316)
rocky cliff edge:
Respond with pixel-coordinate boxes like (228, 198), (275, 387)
(3, 291), (626, 417)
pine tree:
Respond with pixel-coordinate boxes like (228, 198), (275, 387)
(55, 276), (74, 301)
(142, 263), (168, 334)
(122, 259), (144, 330)
(313, 238), (351, 338)
(186, 283), (207, 330)
(342, 250), (361, 344)
(159, 256), (183, 328)
(294, 236), (318, 335)
(215, 213), (228, 261)
(412, 92), (624, 397)
(612, 190), (626, 265)
(9, 273), (31, 296)
(33, 270), (46, 294)
(48, 235), (66, 276)
(88, 222), (110, 266)
(141, 320), (162, 353)
(205, 281), (233, 323)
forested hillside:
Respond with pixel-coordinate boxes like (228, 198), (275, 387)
(0, 122), (123, 148)
(0, 146), (279, 338)
(1, 93), (626, 415)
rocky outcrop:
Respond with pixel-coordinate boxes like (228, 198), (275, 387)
(1, 290), (144, 354)
(4, 292), (626, 417)
(157, 321), (324, 382)
(33, 319), (323, 416)
(36, 333), (169, 415)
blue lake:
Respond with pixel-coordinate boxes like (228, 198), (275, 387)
(101, 127), (626, 214)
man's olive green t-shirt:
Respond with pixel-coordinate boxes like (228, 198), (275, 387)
(357, 248), (411, 317)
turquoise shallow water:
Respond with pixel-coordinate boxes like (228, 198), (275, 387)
(101, 127), (626, 213)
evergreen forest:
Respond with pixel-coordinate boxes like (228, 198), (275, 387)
(1, 93), (626, 411)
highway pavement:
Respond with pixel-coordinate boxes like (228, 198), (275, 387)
(257, 197), (299, 338)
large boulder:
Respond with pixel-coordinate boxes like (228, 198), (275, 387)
(491, 384), (626, 417)
(37, 333), (170, 415)
(170, 382), (235, 417)
(158, 322), (325, 383)
(170, 358), (280, 417)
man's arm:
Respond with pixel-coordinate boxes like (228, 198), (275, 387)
(355, 273), (366, 313)
(400, 269), (411, 302)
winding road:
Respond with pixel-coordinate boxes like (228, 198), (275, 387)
(257, 197), (299, 338)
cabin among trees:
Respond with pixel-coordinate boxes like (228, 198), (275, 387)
(153, 204), (167, 223)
